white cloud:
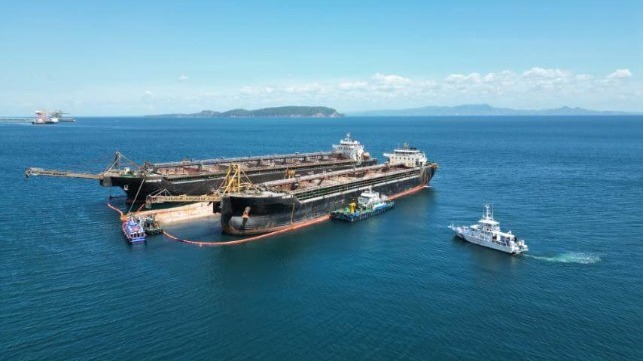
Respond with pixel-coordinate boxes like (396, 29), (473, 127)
(521, 67), (572, 79)
(517, 67), (580, 92)
(483, 71), (514, 83)
(373, 73), (411, 87)
(178, 74), (189, 81)
(49, 67), (637, 115)
(222, 67), (640, 111)
(445, 72), (482, 84)
(606, 69), (632, 81)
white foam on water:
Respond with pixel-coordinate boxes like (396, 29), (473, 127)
(526, 252), (601, 264)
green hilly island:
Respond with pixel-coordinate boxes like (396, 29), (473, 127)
(149, 106), (343, 118)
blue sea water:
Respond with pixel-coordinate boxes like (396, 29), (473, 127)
(1, 116), (642, 360)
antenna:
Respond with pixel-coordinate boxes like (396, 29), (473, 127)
(483, 202), (494, 219)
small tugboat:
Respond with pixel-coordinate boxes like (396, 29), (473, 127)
(122, 214), (146, 243)
(330, 188), (394, 222)
(449, 204), (528, 255)
(143, 215), (163, 235)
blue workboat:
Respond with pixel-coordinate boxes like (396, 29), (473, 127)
(122, 215), (146, 243)
(330, 188), (394, 222)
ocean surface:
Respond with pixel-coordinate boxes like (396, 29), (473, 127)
(1, 116), (641, 360)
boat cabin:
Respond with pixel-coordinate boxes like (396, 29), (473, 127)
(332, 132), (366, 162)
(357, 189), (381, 208)
(383, 144), (427, 168)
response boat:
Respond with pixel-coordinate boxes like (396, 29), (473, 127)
(122, 215), (146, 243)
(330, 188), (394, 222)
(449, 204), (528, 254)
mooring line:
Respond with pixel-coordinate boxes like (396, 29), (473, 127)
(107, 195), (147, 218)
(127, 174), (146, 214)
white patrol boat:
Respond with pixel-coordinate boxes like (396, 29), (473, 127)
(449, 204), (528, 255)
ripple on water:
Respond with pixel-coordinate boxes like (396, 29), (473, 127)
(2, 116), (642, 361)
(525, 252), (602, 264)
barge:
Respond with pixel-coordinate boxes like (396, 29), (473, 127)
(220, 145), (437, 236)
(27, 133), (376, 203)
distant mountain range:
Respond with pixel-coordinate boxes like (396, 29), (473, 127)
(351, 104), (637, 116)
(148, 106), (343, 118)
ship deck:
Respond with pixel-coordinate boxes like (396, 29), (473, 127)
(151, 151), (334, 169)
(255, 163), (432, 201)
(160, 157), (365, 180)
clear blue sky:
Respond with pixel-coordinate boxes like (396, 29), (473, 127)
(1, 0), (641, 115)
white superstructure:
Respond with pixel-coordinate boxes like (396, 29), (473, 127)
(383, 144), (427, 168)
(32, 110), (74, 124)
(50, 110), (75, 122)
(33, 110), (58, 124)
(357, 188), (390, 211)
(449, 204), (528, 255)
(332, 132), (367, 163)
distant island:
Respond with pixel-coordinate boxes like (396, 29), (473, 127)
(146, 104), (639, 119)
(351, 104), (637, 116)
(149, 106), (343, 118)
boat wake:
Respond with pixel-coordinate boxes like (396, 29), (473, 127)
(525, 252), (601, 264)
